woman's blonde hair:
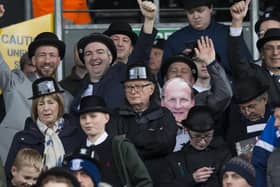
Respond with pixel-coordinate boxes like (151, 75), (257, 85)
(31, 93), (64, 122)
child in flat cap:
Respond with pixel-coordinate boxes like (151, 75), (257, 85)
(159, 106), (232, 187)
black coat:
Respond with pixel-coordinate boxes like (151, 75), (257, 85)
(108, 101), (178, 185)
(5, 114), (85, 176)
(159, 137), (232, 187)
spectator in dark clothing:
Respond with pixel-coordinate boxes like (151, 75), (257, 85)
(109, 63), (178, 185)
(60, 44), (87, 96)
(159, 105), (231, 187)
(70, 0), (158, 112)
(222, 157), (255, 187)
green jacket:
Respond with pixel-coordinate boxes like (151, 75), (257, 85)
(112, 136), (153, 187)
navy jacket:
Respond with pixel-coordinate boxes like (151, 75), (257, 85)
(71, 28), (158, 113)
(5, 114), (85, 176)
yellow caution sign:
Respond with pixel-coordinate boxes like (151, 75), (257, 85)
(0, 14), (54, 69)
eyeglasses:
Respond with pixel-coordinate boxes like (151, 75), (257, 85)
(189, 132), (213, 142)
(263, 45), (280, 53)
(124, 83), (151, 92)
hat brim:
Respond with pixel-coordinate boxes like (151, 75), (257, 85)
(78, 106), (111, 115)
(161, 56), (198, 81)
(257, 35), (280, 51)
(234, 85), (269, 104)
(103, 30), (138, 45)
(28, 39), (65, 59)
(28, 90), (64, 100)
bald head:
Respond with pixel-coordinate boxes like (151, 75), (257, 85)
(162, 78), (195, 123)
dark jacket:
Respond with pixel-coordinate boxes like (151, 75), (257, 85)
(5, 114), (85, 176)
(60, 67), (85, 97)
(228, 34), (280, 107)
(109, 100), (178, 185)
(162, 20), (251, 84)
(70, 28), (157, 113)
(267, 148), (280, 187)
(159, 137), (232, 187)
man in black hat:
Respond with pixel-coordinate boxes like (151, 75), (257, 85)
(255, 9), (280, 38)
(159, 105), (231, 187)
(161, 0), (251, 82)
(229, 0), (280, 107)
(103, 22), (138, 64)
(224, 76), (272, 157)
(149, 38), (166, 77)
(70, 0), (158, 111)
(0, 31), (73, 162)
(109, 62), (178, 185)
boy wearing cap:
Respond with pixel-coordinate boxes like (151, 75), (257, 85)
(160, 106), (231, 187)
(75, 95), (152, 187)
(222, 157), (255, 187)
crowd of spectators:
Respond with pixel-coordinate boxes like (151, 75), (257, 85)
(0, 0), (280, 187)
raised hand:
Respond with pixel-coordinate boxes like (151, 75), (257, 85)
(230, 0), (251, 27)
(194, 36), (216, 65)
(137, 0), (157, 21)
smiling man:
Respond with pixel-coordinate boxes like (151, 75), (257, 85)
(0, 32), (73, 162)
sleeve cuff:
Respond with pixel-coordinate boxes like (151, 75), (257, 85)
(230, 27), (242, 37)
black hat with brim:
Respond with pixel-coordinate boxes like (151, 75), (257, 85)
(123, 63), (155, 83)
(182, 105), (214, 132)
(161, 53), (198, 82)
(28, 32), (65, 60)
(254, 10), (280, 34)
(28, 77), (64, 100)
(103, 22), (138, 45)
(77, 33), (117, 64)
(78, 95), (111, 115)
(233, 76), (269, 104)
(257, 28), (280, 51)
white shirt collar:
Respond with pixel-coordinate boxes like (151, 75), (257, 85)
(86, 132), (108, 147)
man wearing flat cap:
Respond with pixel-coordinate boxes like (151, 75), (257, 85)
(161, 0), (251, 83)
(229, 0), (280, 106)
(70, 0), (158, 112)
(159, 106), (231, 187)
(109, 63), (178, 185)
(0, 31), (73, 162)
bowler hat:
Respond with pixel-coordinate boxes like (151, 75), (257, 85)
(79, 95), (110, 115)
(257, 28), (280, 51)
(255, 10), (280, 34)
(181, 0), (213, 10)
(29, 77), (64, 100)
(182, 105), (215, 132)
(161, 53), (198, 81)
(152, 38), (166, 50)
(63, 146), (101, 187)
(28, 32), (65, 59)
(104, 22), (138, 45)
(233, 76), (269, 104)
(77, 33), (117, 64)
(36, 167), (80, 187)
(124, 63), (155, 83)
